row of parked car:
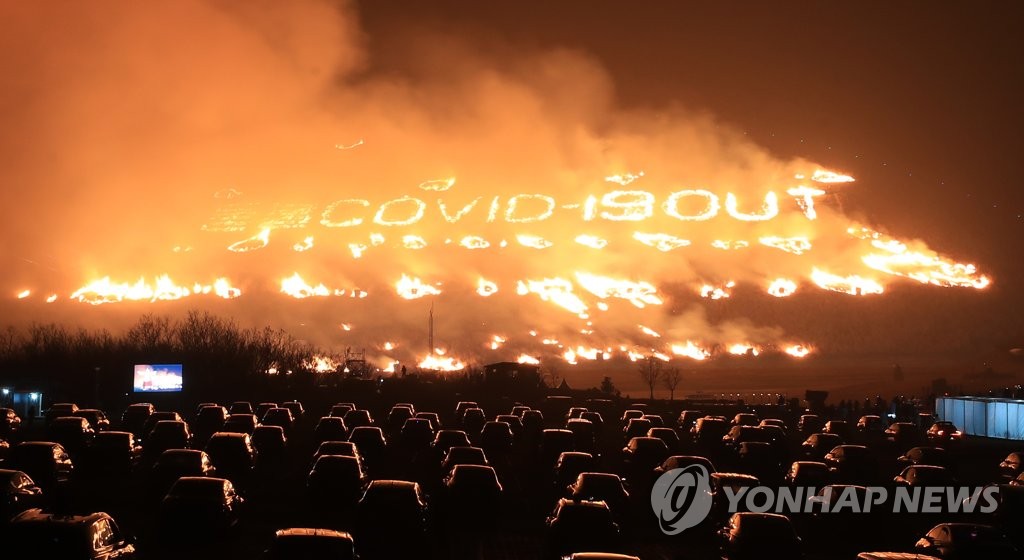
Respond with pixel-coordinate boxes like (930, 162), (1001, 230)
(0, 397), (1021, 559)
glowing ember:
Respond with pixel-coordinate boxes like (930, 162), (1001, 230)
(395, 274), (441, 299)
(341, 323), (353, 331)
(767, 278), (798, 297)
(604, 171), (645, 186)
(811, 169), (856, 183)
(383, 341), (395, 350)
(402, 235), (428, 249)
(811, 268), (884, 296)
(711, 240), (750, 250)
(460, 236), (490, 249)
(16, 290), (30, 299)
(517, 353), (540, 365)
(293, 236), (314, 252)
(45, 294), (58, 303)
(489, 335), (506, 350)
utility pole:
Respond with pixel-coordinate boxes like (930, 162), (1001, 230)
(428, 302), (434, 357)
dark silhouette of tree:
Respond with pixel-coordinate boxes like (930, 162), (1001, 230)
(600, 376), (618, 396)
(638, 356), (662, 400)
(662, 367), (682, 400)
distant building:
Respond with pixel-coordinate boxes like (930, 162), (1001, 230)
(483, 362), (541, 385)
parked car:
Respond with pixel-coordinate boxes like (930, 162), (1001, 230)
(8, 441), (73, 491)
(719, 512), (802, 560)
(355, 480), (429, 557)
(622, 436), (670, 472)
(546, 498), (620, 557)
(120, 403), (154, 437)
(204, 432), (256, 487)
(894, 465), (956, 487)
(143, 420), (192, 460)
(222, 413), (259, 435)
(802, 433), (843, 461)
(784, 461), (830, 488)
(307, 455), (367, 508)
(44, 403), (79, 425)
(677, 410), (704, 431)
(823, 445), (874, 482)
(0, 407), (22, 436)
(263, 528), (356, 560)
(798, 414), (824, 436)
(731, 413), (759, 427)
(915, 522), (1019, 558)
(6, 508), (136, 558)
(313, 416), (348, 444)
(158, 476), (244, 537)
(897, 446), (949, 468)
(0, 468), (44, 518)
(48, 416), (95, 454)
(654, 455), (716, 477)
(441, 464), (503, 527)
(567, 472), (630, 517)
(999, 452), (1024, 481)
(261, 408), (294, 431)
(441, 446), (489, 475)
(149, 449), (218, 499)
(87, 431), (142, 475)
(926, 422), (964, 444)
(73, 409), (110, 432)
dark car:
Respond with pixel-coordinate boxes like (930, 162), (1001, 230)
(254, 403), (278, 421)
(194, 405), (228, 442)
(441, 464), (504, 527)
(312, 441), (361, 466)
(926, 422), (964, 445)
(732, 413), (759, 427)
(802, 433), (843, 461)
(567, 472), (630, 517)
(620, 409), (644, 424)
(823, 445), (874, 483)
(158, 476), (244, 537)
(784, 461), (830, 488)
(48, 416), (95, 454)
(87, 431), (142, 475)
(149, 449), (218, 499)
(999, 452), (1024, 481)
(540, 429), (576, 467)
(823, 420), (851, 440)
(480, 420), (514, 455)
(281, 401), (305, 421)
(261, 408), (294, 431)
(143, 420), (192, 460)
(693, 416), (730, 446)
(313, 416), (349, 444)
(44, 403), (79, 425)
(348, 426), (387, 466)
(222, 413), (259, 435)
(263, 528), (356, 560)
(647, 427), (681, 452)
(0, 468), (44, 518)
(719, 512), (802, 560)
(6, 508), (136, 559)
(252, 425), (288, 468)
(329, 403), (355, 418)
(894, 465), (956, 487)
(0, 407), (22, 436)
(73, 409), (110, 432)
(399, 417), (435, 450)
(857, 415), (884, 433)
(897, 446), (949, 468)
(722, 426), (768, 451)
(886, 422), (924, 448)
(623, 436), (670, 472)
(120, 403), (154, 437)
(204, 432), (256, 487)
(623, 418), (653, 440)
(915, 522), (1020, 558)
(355, 480), (429, 557)
(141, 412), (184, 442)
(798, 414), (825, 435)
(416, 412), (443, 431)
(8, 441), (73, 491)
(228, 401), (253, 415)
(546, 498), (620, 557)
(343, 409), (374, 431)
(677, 409), (704, 431)
(432, 429), (472, 459)
(654, 454), (717, 476)
(441, 446), (489, 475)
(307, 455), (367, 509)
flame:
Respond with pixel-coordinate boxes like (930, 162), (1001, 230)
(639, 325), (661, 338)
(811, 268), (884, 296)
(633, 232), (690, 251)
(460, 236), (490, 249)
(418, 177), (456, 192)
(517, 278), (588, 316)
(395, 274), (441, 299)
(728, 343), (761, 356)
(418, 354), (465, 371)
(700, 281), (735, 300)
(293, 236), (314, 252)
(811, 169), (855, 183)
(227, 227), (270, 253)
(671, 341), (710, 361)
(489, 335), (506, 350)
(212, 278), (241, 299)
(517, 353), (540, 365)
(850, 227), (990, 289)
(341, 323), (353, 331)
(476, 277), (499, 296)
(604, 171), (645, 186)
(402, 235), (428, 249)
(71, 276), (239, 305)
(767, 278), (798, 297)
(349, 243), (367, 258)
(516, 234), (553, 249)
(575, 234), (608, 249)
(711, 240), (749, 250)
(784, 344), (812, 358)
(575, 272), (662, 308)
(281, 273), (331, 298)
(334, 139), (364, 150)
(16, 290), (30, 299)
(305, 355), (338, 373)
(46, 294), (58, 303)
(759, 236), (813, 255)
(383, 341), (395, 350)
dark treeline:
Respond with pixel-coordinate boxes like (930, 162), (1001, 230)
(0, 311), (328, 406)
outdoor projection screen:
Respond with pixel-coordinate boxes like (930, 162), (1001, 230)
(936, 397), (1024, 440)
